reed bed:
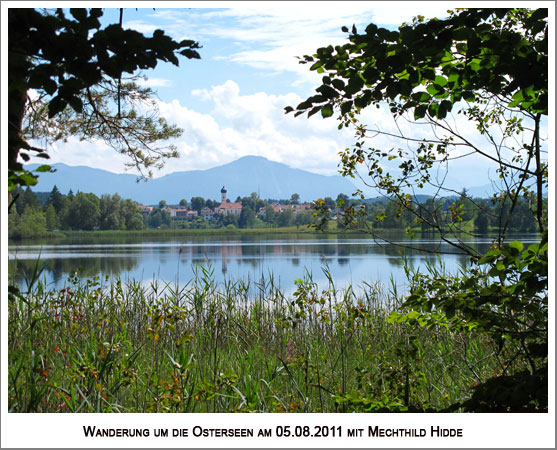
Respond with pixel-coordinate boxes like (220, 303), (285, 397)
(8, 265), (500, 413)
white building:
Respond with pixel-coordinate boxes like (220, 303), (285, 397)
(217, 186), (242, 216)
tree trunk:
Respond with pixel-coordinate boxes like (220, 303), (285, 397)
(8, 88), (28, 171)
(8, 8), (30, 172)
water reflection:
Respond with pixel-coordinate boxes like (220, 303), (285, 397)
(8, 233), (539, 294)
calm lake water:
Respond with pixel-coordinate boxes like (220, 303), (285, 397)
(8, 232), (539, 295)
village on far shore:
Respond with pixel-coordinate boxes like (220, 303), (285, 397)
(9, 182), (360, 239)
(137, 186), (316, 222)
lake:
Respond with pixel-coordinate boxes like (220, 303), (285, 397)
(7, 232), (538, 296)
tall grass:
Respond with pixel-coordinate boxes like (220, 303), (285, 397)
(8, 266), (500, 413)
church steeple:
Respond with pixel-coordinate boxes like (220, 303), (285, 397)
(220, 186), (227, 203)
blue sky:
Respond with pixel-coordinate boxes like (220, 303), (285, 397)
(98, 6), (409, 109)
(21, 3), (549, 197)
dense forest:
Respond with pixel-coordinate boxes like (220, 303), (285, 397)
(8, 184), (540, 239)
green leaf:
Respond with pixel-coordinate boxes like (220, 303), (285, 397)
(414, 104), (428, 119)
(434, 75), (448, 87)
(310, 60), (324, 71)
(407, 311), (421, 320)
(426, 84), (442, 96)
(437, 99), (453, 119)
(47, 96), (67, 118)
(320, 104), (334, 118)
(68, 96), (84, 113)
(427, 103), (438, 117)
(386, 82), (399, 99)
(19, 172), (39, 187)
(295, 100), (313, 110)
(332, 79), (345, 90)
(70, 8), (87, 21)
(35, 165), (52, 173)
(307, 106), (322, 117)
(344, 76), (364, 96)
(462, 91), (475, 102)
(340, 101), (353, 115)
(317, 84), (339, 99)
(411, 91), (431, 103)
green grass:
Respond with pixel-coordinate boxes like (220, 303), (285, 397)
(9, 220), (355, 241)
(7, 265), (512, 413)
(60, 225), (317, 237)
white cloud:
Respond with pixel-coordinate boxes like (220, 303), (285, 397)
(197, 7), (373, 83)
(153, 80), (351, 175)
(121, 19), (159, 35)
(135, 77), (174, 88)
(33, 138), (131, 175)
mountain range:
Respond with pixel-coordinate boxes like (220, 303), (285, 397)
(26, 156), (359, 205)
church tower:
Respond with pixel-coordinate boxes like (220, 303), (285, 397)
(221, 186), (227, 203)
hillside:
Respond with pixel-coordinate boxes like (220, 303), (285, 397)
(26, 156), (358, 204)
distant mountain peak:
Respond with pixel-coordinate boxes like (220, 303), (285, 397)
(228, 155), (283, 167)
(236, 155), (268, 161)
(26, 156), (358, 204)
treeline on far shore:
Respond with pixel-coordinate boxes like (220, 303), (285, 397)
(8, 186), (318, 240)
(8, 185), (540, 240)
